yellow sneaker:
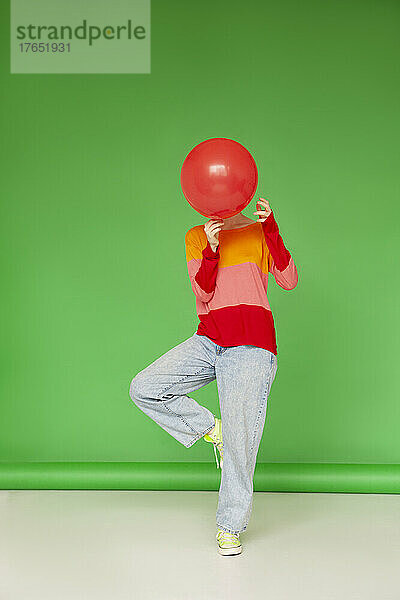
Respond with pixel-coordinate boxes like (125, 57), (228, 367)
(216, 527), (242, 556)
(203, 417), (223, 469)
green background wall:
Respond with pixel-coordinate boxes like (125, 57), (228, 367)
(1, 0), (399, 483)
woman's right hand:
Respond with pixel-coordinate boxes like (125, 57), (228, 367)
(204, 219), (224, 250)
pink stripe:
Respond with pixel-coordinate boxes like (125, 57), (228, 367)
(187, 260), (271, 315)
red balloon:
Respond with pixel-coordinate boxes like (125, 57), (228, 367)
(181, 138), (258, 219)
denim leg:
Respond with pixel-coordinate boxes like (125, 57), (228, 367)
(129, 333), (217, 448)
(215, 345), (278, 534)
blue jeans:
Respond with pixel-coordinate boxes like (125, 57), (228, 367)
(129, 331), (278, 535)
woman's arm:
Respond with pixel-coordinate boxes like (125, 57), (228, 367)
(254, 198), (298, 291)
(185, 230), (220, 302)
(262, 211), (298, 290)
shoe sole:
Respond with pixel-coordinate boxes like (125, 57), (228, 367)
(218, 545), (242, 556)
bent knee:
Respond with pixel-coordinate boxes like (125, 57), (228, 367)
(129, 374), (143, 403)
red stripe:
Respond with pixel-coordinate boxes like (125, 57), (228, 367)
(195, 304), (277, 355)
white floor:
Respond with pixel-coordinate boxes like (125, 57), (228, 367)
(0, 490), (399, 600)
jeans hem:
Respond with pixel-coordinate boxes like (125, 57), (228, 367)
(185, 419), (216, 448)
(216, 523), (247, 535)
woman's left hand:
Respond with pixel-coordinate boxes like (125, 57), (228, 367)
(253, 197), (272, 222)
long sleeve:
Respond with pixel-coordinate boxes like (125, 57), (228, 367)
(185, 230), (220, 302)
(261, 210), (298, 290)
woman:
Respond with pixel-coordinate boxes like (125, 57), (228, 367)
(129, 197), (298, 556)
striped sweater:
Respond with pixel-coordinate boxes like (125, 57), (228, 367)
(184, 210), (298, 356)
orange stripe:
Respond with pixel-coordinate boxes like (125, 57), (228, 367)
(185, 223), (271, 274)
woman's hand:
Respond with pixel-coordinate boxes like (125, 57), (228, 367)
(253, 197), (272, 222)
(204, 219), (224, 250)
